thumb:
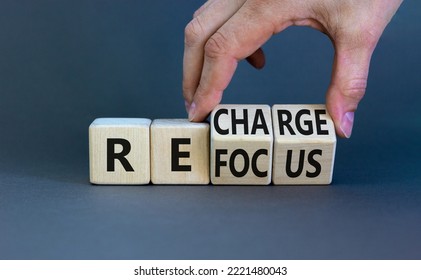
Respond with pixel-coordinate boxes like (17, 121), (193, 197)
(326, 42), (376, 138)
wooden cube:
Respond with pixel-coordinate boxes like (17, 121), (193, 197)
(150, 119), (209, 184)
(89, 118), (151, 185)
(272, 104), (336, 185)
(210, 104), (273, 185)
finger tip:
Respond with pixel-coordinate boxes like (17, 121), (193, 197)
(184, 100), (191, 113)
(188, 102), (197, 121)
(325, 95), (354, 139)
(339, 112), (355, 138)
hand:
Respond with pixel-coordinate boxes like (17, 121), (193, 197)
(183, 0), (403, 138)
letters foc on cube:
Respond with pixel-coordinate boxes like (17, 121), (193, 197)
(271, 105), (336, 185)
(89, 118), (151, 185)
(210, 104), (273, 185)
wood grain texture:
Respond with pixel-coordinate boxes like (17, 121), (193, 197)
(210, 104), (273, 185)
(272, 105), (336, 185)
(89, 118), (151, 185)
(150, 119), (209, 184)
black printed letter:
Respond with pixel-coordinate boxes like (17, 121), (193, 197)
(107, 138), (134, 172)
(171, 138), (191, 172)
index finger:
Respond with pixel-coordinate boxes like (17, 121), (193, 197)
(188, 0), (292, 121)
(183, 0), (247, 111)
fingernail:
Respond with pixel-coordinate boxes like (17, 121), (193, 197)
(184, 100), (191, 114)
(340, 112), (354, 138)
(188, 102), (196, 121)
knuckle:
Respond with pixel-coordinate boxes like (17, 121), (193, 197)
(204, 32), (230, 59)
(360, 26), (380, 50)
(341, 78), (367, 101)
(342, 25), (380, 52)
(193, 8), (201, 18)
(184, 18), (206, 47)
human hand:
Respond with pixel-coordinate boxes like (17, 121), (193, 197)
(183, 0), (403, 138)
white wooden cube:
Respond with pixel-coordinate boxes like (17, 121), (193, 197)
(89, 118), (151, 185)
(210, 104), (273, 185)
(272, 104), (336, 185)
(150, 119), (209, 184)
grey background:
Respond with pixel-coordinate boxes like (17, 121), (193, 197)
(0, 1), (420, 259)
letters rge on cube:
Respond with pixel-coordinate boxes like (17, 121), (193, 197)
(272, 105), (336, 185)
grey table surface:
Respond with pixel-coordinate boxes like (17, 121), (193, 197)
(1, 1), (420, 259)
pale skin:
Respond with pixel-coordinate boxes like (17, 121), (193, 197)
(183, 0), (403, 138)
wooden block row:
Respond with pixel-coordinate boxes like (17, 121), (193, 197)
(89, 104), (336, 185)
(90, 119), (209, 185)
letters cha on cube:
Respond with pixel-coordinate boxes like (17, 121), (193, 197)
(210, 104), (273, 185)
(89, 104), (336, 185)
